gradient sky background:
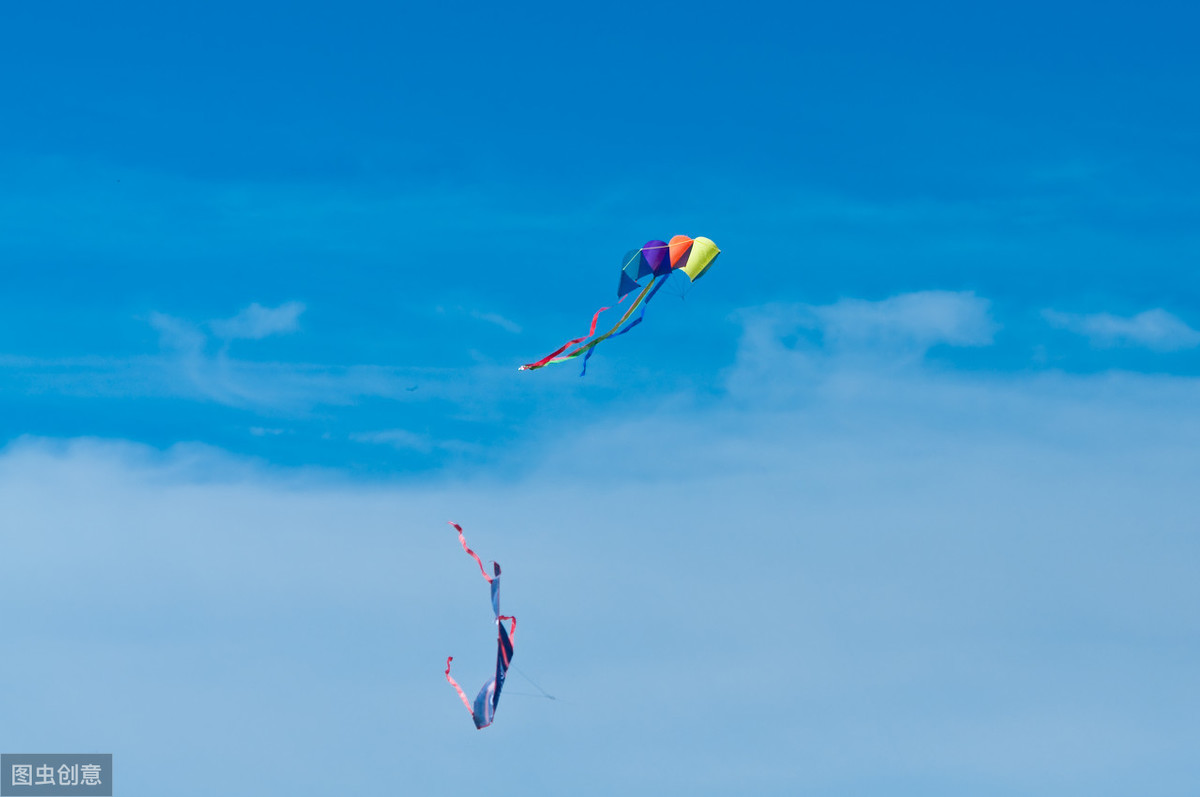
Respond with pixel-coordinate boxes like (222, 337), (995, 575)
(2, 2), (1199, 795)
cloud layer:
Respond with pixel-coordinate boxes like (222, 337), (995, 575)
(4, 315), (1199, 795)
(1044, 307), (1200, 351)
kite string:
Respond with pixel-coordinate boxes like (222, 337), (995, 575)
(511, 664), (558, 701)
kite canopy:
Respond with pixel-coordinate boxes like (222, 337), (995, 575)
(678, 236), (720, 282)
(444, 522), (515, 730)
(521, 235), (721, 374)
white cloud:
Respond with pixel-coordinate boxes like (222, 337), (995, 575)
(137, 304), (442, 411)
(725, 292), (997, 399)
(811, 291), (997, 349)
(1043, 307), (1200, 351)
(350, 429), (434, 452)
(209, 301), (306, 341)
(435, 305), (523, 334)
(151, 302), (305, 354)
(349, 429), (479, 456)
(469, 310), (522, 334)
(148, 311), (206, 353)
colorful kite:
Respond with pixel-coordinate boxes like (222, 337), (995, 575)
(519, 235), (721, 374)
(444, 522), (515, 730)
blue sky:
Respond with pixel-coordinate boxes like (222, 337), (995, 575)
(2, 2), (1199, 795)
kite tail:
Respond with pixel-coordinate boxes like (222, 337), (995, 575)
(545, 276), (658, 370)
(444, 523), (512, 730)
(519, 303), (610, 371)
(449, 521), (493, 583)
(498, 615), (517, 651)
(578, 271), (672, 375)
(444, 656), (475, 719)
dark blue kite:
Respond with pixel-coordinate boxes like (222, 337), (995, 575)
(444, 522), (515, 730)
